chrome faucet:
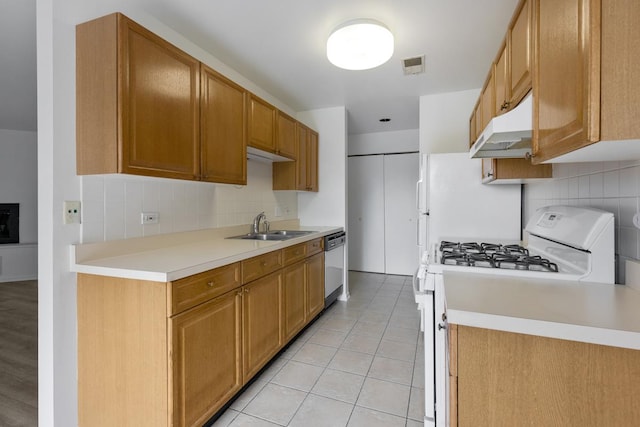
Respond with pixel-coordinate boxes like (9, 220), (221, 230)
(251, 212), (267, 234)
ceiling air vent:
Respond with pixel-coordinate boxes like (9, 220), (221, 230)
(402, 55), (425, 75)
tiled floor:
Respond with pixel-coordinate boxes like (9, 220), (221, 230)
(213, 271), (425, 427)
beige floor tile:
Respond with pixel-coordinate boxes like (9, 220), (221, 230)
(256, 357), (287, 382)
(340, 333), (381, 355)
(408, 386), (425, 421)
(405, 418), (425, 427)
(288, 394), (353, 427)
(382, 326), (419, 345)
(351, 321), (387, 338)
(211, 409), (240, 426)
(291, 342), (337, 367)
(412, 359), (425, 389)
(271, 360), (324, 392)
(367, 356), (414, 386)
(376, 339), (416, 362)
(358, 311), (391, 324)
(328, 349), (374, 376)
(228, 413), (281, 426)
(309, 329), (348, 347)
(356, 377), (411, 417)
(311, 368), (365, 404)
(388, 314), (420, 331)
(243, 383), (307, 426)
(321, 317), (357, 332)
(346, 406), (406, 427)
(229, 380), (267, 410)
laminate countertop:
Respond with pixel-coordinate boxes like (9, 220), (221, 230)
(443, 270), (640, 350)
(71, 223), (342, 282)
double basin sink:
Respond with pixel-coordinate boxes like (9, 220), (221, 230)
(227, 230), (316, 241)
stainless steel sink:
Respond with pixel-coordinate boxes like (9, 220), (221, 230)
(226, 230), (315, 241)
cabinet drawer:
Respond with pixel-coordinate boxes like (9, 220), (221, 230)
(306, 238), (323, 256)
(283, 243), (307, 266)
(242, 251), (283, 283)
(170, 263), (241, 315)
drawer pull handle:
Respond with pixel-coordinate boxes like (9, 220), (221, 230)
(261, 261), (267, 267)
(207, 281), (214, 287)
(244, 289), (249, 294)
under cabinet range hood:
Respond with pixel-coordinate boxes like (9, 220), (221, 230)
(470, 92), (533, 159)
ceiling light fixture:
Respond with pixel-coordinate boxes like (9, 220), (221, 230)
(327, 19), (394, 71)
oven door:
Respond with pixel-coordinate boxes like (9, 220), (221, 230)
(413, 268), (436, 426)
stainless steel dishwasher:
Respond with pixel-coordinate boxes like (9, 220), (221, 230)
(323, 231), (346, 307)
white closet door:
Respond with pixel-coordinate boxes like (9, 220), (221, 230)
(384, 153), (419, 275)
(348, 155), (385, 273)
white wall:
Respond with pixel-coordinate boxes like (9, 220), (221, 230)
(297, 107), (347, 228)
(348, 129), (419, 156)
(37, 2), (305, 425)
(419, 88), (480, 153)
(0, 129), (38, 281)
(524, 161), (640, 284)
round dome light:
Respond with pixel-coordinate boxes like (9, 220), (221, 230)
(327, 19), (394, 70)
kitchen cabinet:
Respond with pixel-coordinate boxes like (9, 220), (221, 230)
(532, 0), (640, 163)
(76, 13), (200, 181)
(479, 71), (495, 132)
(77, 238), (326, 426)
(449, 324), (458, 427)
(272, 123), (319, 192)
(493, 42), (508, 116)
(481, 157), (551, 184)
(453, 325), (640, 426)
(247, 94), (277, 153)
(200, 65), (247, 185)
(242, 271), (283, 381)
(277, 111), (298, 159)
(283, 260), (306, 341)
(171, 290), (242, 427)
(509, 0), (532, 107)
(469, 99), (482, 146)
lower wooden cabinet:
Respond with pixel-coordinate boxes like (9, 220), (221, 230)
(171, 290), (242, 427)
(453, 325), (640, 426)
(78, 240), (326, 427)
(242, 271), (283, 381)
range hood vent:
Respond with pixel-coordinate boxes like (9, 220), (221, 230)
(470, 92), (533, 159)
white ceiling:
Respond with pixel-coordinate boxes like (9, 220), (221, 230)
(1, 0), (519, 135)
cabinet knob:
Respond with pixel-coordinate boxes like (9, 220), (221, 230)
(244, 289), (249, 294)
(487, 172), (494, 178)
(500, 101), (510, 111)
(207, 281), (214, 287)
(438, 323), (447, 331)
(261, 261), (267, 267)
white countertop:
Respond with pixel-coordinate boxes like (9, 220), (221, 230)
(444, 270), (640, 350)
(71, 222), (342, 282)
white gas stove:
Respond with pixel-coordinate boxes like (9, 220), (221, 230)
(413, 205), (615, 427)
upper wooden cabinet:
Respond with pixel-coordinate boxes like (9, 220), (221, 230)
(480, 71), (495, 132)
(272, 123), (319, 192)
(481, 158), (552, 184)
(77, 13), (200, 180)
(509, 0), (533, 107)
(200, 66), (247, 185)
(277, 112), (298, 159)
(248, 94), (277, 153)
(494, 42), (508, 116)
(532, 0), (601, 163)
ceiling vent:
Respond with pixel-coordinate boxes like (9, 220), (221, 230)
(402, 55), (425, 75)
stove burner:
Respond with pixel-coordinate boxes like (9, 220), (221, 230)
(439, 241), (557, 273)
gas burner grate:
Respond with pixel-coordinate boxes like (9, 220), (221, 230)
(438, 241), (557, 272)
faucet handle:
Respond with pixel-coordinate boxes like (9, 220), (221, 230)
(263, 220), (270, 233)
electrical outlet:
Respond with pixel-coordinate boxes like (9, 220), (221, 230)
(141, 212), (159, 224)
(63, 201), (81, 224)
(274, 206), (282, 217)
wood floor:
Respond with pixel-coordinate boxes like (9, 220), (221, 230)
(0, 280), (37, 427)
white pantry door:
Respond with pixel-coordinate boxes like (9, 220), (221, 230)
(384, 153), (419, 275)
(348, 155), (385, 273)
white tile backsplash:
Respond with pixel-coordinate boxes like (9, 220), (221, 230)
(81, 159), (298, 243)
(524, 162), (640, 284)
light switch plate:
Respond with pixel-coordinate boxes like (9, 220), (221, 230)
(63, 201), (81, 224)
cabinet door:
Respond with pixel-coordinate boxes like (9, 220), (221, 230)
(480, 71), (495, 132)
(242, 272), (283, 381)
(283, 261), (306, 342)
(481, 159), (495, 182)
(509, 0), (532, 106)
(296, 125), (309, 190)
(307, 130), (319, 192)
(201, 66), (247, 184)
(306, 252), (325, 320)
(532, 0), (600, 163)
(494, 43), (508, 115)
(248, 94), (276, 152)
(119, 15), (200, 180)
(277, 112), (297, 159)
(171, 290), (242, 427)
